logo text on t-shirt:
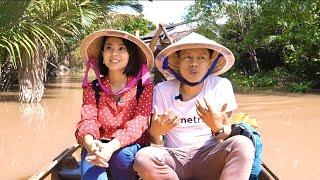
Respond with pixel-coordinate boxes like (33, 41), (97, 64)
(180, 116), (203, 124)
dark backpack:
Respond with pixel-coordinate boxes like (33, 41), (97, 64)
(91, 78), (145, 105)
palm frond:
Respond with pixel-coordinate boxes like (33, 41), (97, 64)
(0, 0), (30, 31)
(100, 0), (143, 13)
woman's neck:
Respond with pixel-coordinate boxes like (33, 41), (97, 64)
(108, 70), (127, 93)
(179, 82), (204, 101)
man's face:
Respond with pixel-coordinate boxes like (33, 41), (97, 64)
(178, 48), (211, 83)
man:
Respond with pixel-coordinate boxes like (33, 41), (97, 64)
(133, 33), (254, 180)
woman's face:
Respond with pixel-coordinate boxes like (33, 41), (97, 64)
(178, 48), (211, 83)
(102, 37), (129, 72)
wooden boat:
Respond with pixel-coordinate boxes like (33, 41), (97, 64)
(30, 143), (279, 180)
(30, 23), (279, 180)
(29, 144), (81, 180)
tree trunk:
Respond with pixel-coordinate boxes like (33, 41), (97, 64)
(18, 41), (47, 103)
(249, 48), (260, 73)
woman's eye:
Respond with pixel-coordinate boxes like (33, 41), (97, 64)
(119, 47), (126, 51)
(105, 46), (112, 51)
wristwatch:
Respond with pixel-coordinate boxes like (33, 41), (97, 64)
(214, 127), (224, 136)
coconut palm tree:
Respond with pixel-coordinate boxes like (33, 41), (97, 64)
(0, 0), (143, 102)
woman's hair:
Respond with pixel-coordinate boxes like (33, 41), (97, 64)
(97, 36), (143, 77)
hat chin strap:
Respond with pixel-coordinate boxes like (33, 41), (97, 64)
(163, 53), (222, 86)
(82, 58), (151, 95)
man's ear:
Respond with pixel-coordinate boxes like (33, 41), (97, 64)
(208, 52), (215, 66)
(209, 50), (220, 66)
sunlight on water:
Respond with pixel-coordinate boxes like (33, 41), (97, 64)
(20, 103), (47, 132)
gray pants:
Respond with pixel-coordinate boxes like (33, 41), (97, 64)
(133, 135), (254, 180)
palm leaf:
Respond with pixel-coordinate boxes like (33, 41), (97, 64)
(12, 41), (22, 67)
(0, 0), (30, 31)
(1, 37), (16, 63)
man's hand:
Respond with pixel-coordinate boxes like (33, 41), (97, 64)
(195, 97), (228, 133)
(149, 106), (180, 144)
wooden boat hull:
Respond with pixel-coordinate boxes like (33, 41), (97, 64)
(30, 144), (279, 180)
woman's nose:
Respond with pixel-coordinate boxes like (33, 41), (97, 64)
(110, 49), (118, 55)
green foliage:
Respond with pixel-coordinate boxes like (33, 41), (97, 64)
(119, 15), (155, 36)
(224, 67), (294, 92)
(224, 71), (255, 92)
(0, 1), (30, 31)
(224, 66), (316, 93)
(224, 72), (277, 92)
(0, 0), (145, 69)
(97, 0), (143, 13)
(185, 0), (320, 90)
(0, 0), (145, 101)
(289, 82), (313, 93)
(185, 0), (262, 73)
(257, 1), (320, 66)
(0, 0), (97, 70)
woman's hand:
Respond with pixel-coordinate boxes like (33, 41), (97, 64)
(85, 138), (121, 168)
(86, 138), (121, 168)
(83, 135), (109, 167)
(195, 97), (228, 133)
(83, 135), (102, 154)
(149, 106), (180, 144)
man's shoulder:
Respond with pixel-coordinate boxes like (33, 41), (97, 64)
(206, 75), (232, 87)
(155, 79), (178, 89)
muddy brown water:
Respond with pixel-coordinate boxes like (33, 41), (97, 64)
(0, 74), (319, 180)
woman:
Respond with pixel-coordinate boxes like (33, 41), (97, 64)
(75, 29), (154, 180)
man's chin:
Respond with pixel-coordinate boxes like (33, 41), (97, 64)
(186, 78), (203, 83)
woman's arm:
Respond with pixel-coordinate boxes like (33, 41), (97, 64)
(75, 85), (101, 145)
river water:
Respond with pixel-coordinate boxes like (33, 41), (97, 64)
(0, 74), (319, 179)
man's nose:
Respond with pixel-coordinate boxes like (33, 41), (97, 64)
(189, 59), (199, 67)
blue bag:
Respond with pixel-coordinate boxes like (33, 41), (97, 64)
(230, 122), (263, 180)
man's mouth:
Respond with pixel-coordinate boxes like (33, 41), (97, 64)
(190, 70), (198, 74)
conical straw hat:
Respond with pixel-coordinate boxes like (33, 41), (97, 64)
(155, 32), (235, 79)
(80, 29), (154, 69)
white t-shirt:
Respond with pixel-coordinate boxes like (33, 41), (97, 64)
(153, 75), (238, 148)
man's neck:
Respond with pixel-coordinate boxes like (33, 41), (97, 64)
(179, 82), (204, 101)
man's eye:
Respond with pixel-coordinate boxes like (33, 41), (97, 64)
(184, 56), (192, 60)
